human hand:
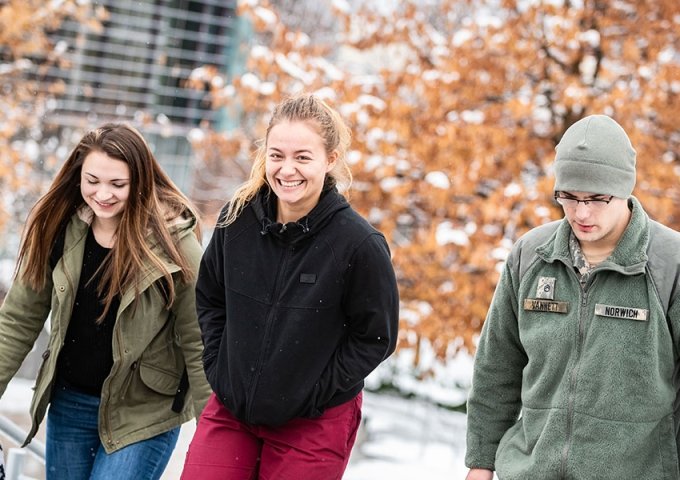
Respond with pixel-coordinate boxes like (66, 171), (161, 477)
(465, 468), (494, 480)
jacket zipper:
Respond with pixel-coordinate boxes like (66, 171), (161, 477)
(101, 322), (126, 449)
(559, 272), (598, 479)
(42, 262), (77, 402)
(244, 245), (293, 423)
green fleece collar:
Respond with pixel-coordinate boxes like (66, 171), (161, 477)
(536, 196), (649, 275)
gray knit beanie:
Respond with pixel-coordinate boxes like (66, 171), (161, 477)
(554, 114), (636, 198)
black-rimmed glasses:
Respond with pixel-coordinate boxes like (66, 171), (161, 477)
(554, 192), (614, 210)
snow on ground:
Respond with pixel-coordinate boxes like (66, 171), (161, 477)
(344, 391), (468, 479)
(0, 377), (472, 479)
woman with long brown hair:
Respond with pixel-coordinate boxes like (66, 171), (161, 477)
(0, 123), (210, 479)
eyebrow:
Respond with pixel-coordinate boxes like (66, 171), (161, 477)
(83, 172), (130, 182)
(268, 147), (313, 155)
(560, 192), (610, 199)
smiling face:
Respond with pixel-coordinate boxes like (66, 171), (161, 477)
(80, 150), (131, 228)
(265, 120), (336, 223)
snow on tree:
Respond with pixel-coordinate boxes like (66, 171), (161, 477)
(0, 0), (104, 260)
(2, 0), (679, 388)
(187, 0), (680, 381)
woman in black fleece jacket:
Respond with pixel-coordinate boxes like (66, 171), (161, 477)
(181, 94), (400, 480)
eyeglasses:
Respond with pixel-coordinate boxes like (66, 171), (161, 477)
(554, 193), (614, 210)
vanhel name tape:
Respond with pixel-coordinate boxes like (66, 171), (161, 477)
(523, 298), (569, 313)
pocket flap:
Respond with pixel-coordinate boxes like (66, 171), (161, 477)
(139, 362), (180, 396)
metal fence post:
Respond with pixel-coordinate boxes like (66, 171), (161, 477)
(0, 415), (44, 480)
(5, 448), (26, 480)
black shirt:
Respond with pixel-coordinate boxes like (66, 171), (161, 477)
(56, 227), (119, 396)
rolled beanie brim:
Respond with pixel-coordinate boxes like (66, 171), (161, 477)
(554, 159), (635, 198)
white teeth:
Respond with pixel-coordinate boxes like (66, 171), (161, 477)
(280, 180), (303, 188)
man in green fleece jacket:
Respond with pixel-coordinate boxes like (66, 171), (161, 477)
(465, 115), (680, 480)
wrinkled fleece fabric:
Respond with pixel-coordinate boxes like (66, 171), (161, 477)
(466, 197), (680, 480)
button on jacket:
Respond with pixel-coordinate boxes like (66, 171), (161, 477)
(0, 207), (211, 453)
(197, 187), (399, 426)
(466, 197), (680, 479)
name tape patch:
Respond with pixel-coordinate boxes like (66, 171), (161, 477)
(594, 304), (648, 321)
(523, 299), (569, 313)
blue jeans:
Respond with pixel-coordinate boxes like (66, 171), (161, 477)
(46, 386), (179, 480)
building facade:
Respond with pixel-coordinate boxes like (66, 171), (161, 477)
(44, 0), (241, 190)
(2, 0), (241, 378)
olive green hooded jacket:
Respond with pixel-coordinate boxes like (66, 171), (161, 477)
(0, 207), (210, 453)
(466, 197), (680, 479)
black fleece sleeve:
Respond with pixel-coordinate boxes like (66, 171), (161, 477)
(313, 232), (400, 407)
(195, 223), (227, 388)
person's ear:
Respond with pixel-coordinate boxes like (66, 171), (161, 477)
(326, 151), (338, 172)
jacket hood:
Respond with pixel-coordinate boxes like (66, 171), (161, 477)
(75, 204), (197, 241)
(252, 185), (350, 244)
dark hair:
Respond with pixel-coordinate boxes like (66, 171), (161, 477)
(16, 123), (201, 319)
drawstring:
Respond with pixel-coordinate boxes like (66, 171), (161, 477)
(260, 218), (273, 235)
(300, 218), (310, 233)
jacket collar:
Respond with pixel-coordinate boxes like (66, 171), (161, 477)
(76, 204), (95, 225)
(252, 184), (349, 244)
(65, 205), (197, 310)
(74, 205), (197, 242)
(537, 196), (650, 275)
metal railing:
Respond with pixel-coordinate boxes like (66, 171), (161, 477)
(0, 415), (45, 480)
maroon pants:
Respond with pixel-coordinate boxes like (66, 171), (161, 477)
(181, 392), (362, 480)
